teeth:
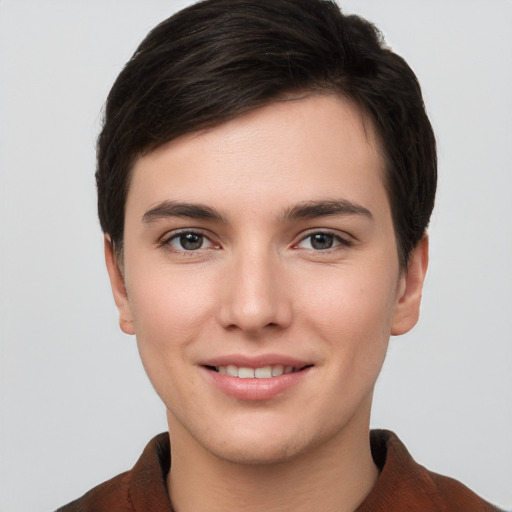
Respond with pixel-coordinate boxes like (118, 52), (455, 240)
(226, 365), (238, 377)
(272, 365), (284, 376)
(254, 366), (272, 378)
(215, 364), (297, 378)
(238, 367), (255, 379)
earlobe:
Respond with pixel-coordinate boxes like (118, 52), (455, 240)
(104, 236), (135, 335)
(391, 236), (429, 336)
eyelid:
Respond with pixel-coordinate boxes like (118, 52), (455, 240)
(158, 227), (352, 253)
(159, 228), (220, 251)
(293, 229), (353, 250)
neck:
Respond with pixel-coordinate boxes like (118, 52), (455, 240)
(166, 407), (378, 512)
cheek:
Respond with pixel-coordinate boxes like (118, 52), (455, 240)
(125, 267), (218, 411)
(126, 266), (214, 360)
(300, 265), (398, 377)
(303, 262), (398, 330)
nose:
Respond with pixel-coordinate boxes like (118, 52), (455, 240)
(217, 248), (293, 336)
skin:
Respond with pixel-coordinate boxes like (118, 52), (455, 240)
(106, 94), (428, 512)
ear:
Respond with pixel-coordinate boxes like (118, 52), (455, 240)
(391, 236), (429, 336)
(104, 236), (135, 335)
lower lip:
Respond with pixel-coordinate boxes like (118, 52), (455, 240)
(203, 367), (312, 401)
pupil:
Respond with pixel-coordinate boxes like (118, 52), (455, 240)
(311, 233), (333, 250)
(180, 233), (203, 250)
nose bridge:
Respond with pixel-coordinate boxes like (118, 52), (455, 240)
(218, 240), (291, 334)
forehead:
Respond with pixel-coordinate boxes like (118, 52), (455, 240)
(127, 94), (387, 219)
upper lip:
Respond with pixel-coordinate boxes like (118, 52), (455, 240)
(200, 354), (313, 369)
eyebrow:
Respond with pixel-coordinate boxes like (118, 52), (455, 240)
(281, 199), (373, 221)
(141, 198), (373, 225)
(142, 200), (226, 224)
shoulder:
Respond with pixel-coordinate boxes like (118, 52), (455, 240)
(427, 470), (505, 512)
(55, 471), (131, 512)
(358, 430), (504, 512)
(55, 433), (171, 512)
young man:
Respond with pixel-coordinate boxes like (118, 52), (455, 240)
(57, 0), (502, 510)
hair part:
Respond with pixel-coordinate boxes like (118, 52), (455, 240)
(96, 0), (436, 268)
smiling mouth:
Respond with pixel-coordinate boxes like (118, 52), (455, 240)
(204, 364), (313, 379)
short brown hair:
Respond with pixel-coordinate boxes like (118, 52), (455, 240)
(96, 0), (436, 268)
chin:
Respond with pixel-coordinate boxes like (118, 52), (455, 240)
(196, 415), (344, 467)
(208, 435), (308, 466)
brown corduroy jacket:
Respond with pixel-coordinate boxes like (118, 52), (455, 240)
(56, 430), (503, 512)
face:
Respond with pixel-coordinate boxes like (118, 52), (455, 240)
(107, 94), (427, 465)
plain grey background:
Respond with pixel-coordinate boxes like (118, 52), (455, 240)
(1, 1), (511, 510)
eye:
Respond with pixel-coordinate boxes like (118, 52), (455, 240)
(166, 231), (214, 251)
(296, 232), (350, 251)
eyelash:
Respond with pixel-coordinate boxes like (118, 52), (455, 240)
(294, 231), (352, 251)
(160, 229), (352, 254)
(160, 230), (219, 253)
